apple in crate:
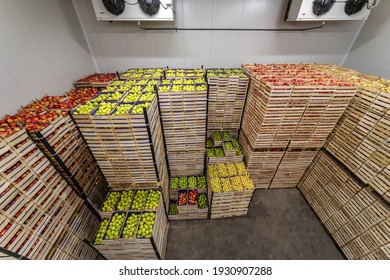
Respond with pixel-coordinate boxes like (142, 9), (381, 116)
(137, 212), (156, 238)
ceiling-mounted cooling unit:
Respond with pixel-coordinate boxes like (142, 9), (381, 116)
(285, 0), (380, 21)
(91, 0), (174, 21)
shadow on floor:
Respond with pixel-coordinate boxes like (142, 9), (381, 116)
(166, 188), (344, 260)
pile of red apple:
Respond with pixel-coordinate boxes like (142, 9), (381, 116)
(178, 192), (187, 206)
(0, 115), (22, 137)
(0, 87), (99, 138)
(188, 190), (198, 205)
(76, 73), (116, 83)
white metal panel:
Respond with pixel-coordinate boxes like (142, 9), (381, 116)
(155, 31), (185, 68)
(181, 0), (213, 28)
(183, 31), (212, 68)
(212, 0), (244, 28)
(16, 0), (95, 92)
(0, 61), (29, 116)
(74, 0), (363, 69)
(0, 0), (95, 117)
(210, 31), (241, 67)
(344, 0), (390, 78)
(235, 32), (268, 65)
(0, 0), (61, 100)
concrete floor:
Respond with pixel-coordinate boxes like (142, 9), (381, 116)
(166, 188), (344, 260)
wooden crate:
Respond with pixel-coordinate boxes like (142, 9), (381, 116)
(298, 150), (390, 260)
(158, 79), (207, 176)
(206, 69), (249, 135)
(72, 95), (168, 193)
(240, 64), (356, 149)
(324, 80), (390, 203)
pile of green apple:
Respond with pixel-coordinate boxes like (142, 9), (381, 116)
(101, 192), (120, 212)
(137, 212), (156, 238)
(216, 148), (225, 157)
(139, 92), (155, 101)
(179, 177), (187, 189)
(121, 213), (140, 239)
(171, 85), (182, 92)
(206, 139), (214, 147)
(92, 93), (111, 102)
(235, 147), (243, 156)
(74, 103), (96, 115)
(214, 132), (222, 141)
(102, 85), (117, 92)
(183, 85), (195, 91)
(225, 142), (235, 151)
(110, 80), (124, 86)
(207, 148), (215, 157)
(145, 190), (160, 210)
(131, 190), (148, 210)
(196, 85), (207, 91)
(95, 102), (115, 115)
(136, 79), (148, 85)
(170, 178), (179, 189)
(119, 81), (135, 91)
(94, 219), (109, 245)
(197, 176), (206, 188)
(116, 190), (135, 211)
(188, 176), (197, 189)
(148, 80), (159, 86)
(223, 131), (231, 141)
(123, 92), (141, 102)
(169, 203), (178, 215)
(158, 86), (171, 92)
(112, 104), (132, 115)
(131, 102), (151, 114)
(143, 85), (154, 92)
(129, 85), (142, 92)
(198, 195), (208, 209)
(105, 91), (123, 101)
(104, 213), (125, 240)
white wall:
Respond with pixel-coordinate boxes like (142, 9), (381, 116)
(344, 1), (390, 79)
(0, 0), (96, 116)
(74, 0), (362, 73)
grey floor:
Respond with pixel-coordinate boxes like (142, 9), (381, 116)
(166, 188), (344, 260)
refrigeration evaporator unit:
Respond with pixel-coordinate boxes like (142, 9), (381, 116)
(91, 0), (174, 21)
(285, 0), (380, 21)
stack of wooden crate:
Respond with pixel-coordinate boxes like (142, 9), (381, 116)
(207, 162), (255, 219)
(322, 74), (390, 203)
(0, 129), (87, 259)
(72, 89), (169, 208)
(27, 113), (108, 208)
(239, 64), (356, 189)
(92, 190), (168, 260)
(298, 151), (390, 260)
(47, 203), (102, 260)
(167, 176), (208, 220)
(158, 78), (207, 176)
(206, 132), (244, 164)
(206, 68), (249, 137)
